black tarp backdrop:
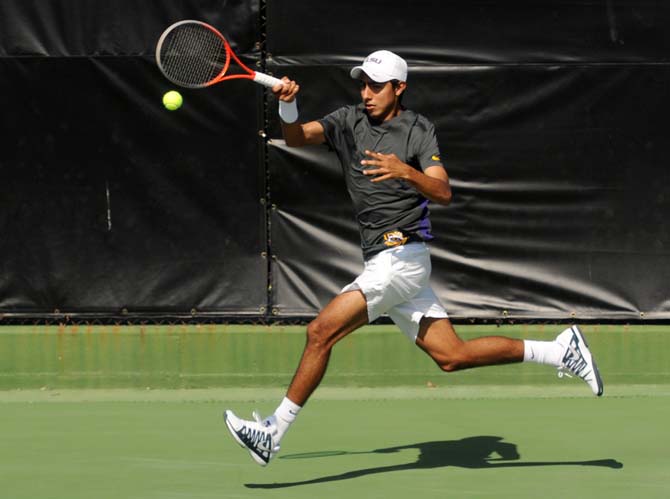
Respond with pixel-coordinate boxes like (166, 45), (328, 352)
(1, 1), (669, 321)
(0, 0), (267, 317)
(267, 1), (670, 321)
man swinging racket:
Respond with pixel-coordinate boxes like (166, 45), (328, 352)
(224, 50), (603, 466)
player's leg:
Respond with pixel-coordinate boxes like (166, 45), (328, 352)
(415, 317), (524, 371)
(389, 282), (603, 396)
(286, 289), (369, 406)
(387, 281), (524, 370)
(415, 317), (603, 396)
(224, 289), (368, 466)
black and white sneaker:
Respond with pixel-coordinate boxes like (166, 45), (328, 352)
(556, 325), (604, 396)
(223, 410), (279, 466)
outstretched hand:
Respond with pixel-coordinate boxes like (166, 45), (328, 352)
(361, 150), (412, 182)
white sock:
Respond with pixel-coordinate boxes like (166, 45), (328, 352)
(523, 339), (563, 367)
(272, 397), (301, 442)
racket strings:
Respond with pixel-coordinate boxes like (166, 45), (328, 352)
(160, 24), (227, 87)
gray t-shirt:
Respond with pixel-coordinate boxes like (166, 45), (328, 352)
(319, 104), (445, 260)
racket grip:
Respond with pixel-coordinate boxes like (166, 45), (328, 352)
(253, 72), (284, 88)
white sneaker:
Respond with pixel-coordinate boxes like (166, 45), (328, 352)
(555, 325), (604, 396)
(223, 410), (279, 466)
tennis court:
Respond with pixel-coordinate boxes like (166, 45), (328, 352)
(3, 2), (670, 498)
(1, 324), (668, 499)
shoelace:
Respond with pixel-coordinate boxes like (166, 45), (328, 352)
(252, 411), (266, 425)
(256, 412), (280, 453)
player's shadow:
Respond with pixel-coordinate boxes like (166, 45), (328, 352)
(245, 436), (623, 489)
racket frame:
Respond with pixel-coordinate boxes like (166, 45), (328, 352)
(156, 19), (282, 89)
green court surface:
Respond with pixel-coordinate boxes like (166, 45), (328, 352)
(1, 324), (669, 499)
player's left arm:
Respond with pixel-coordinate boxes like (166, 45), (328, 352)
(361, 150), (452, 206)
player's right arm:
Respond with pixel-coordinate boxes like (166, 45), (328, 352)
(272, 77), (325, 147)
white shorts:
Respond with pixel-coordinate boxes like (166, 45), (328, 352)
(340, 242), (448, 342)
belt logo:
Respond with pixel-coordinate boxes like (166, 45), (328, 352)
(383, 230), (408, 247)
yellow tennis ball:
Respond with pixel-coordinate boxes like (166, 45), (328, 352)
(162, 90), (183, 111)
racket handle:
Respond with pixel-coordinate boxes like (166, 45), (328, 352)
(253, 71), (284, 88)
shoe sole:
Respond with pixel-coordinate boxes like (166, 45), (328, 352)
(571, 325), (604, 397)
(223, 411), (270, 466)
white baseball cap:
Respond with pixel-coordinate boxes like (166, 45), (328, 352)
(350, 50), (408, 83)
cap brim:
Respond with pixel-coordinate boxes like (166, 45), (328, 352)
(349, 67), (390, 83)
(350, 67), (364, 79)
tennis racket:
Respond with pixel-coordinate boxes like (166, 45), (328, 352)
(156, 19), (283, 89)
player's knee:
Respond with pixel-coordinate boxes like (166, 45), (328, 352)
(305, 319), (331, 351)
(424, 338), (469, 372)
(433, 349), (469, 373)
(438, 360), (463, 373)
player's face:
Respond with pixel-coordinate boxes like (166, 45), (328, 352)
(358, 76), (406, 122)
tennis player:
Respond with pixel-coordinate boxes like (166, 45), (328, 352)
(224, 50), (603, 466)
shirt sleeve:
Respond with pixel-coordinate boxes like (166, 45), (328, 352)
(317, 106), (350, 150)
(414, 120), (445, 171)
